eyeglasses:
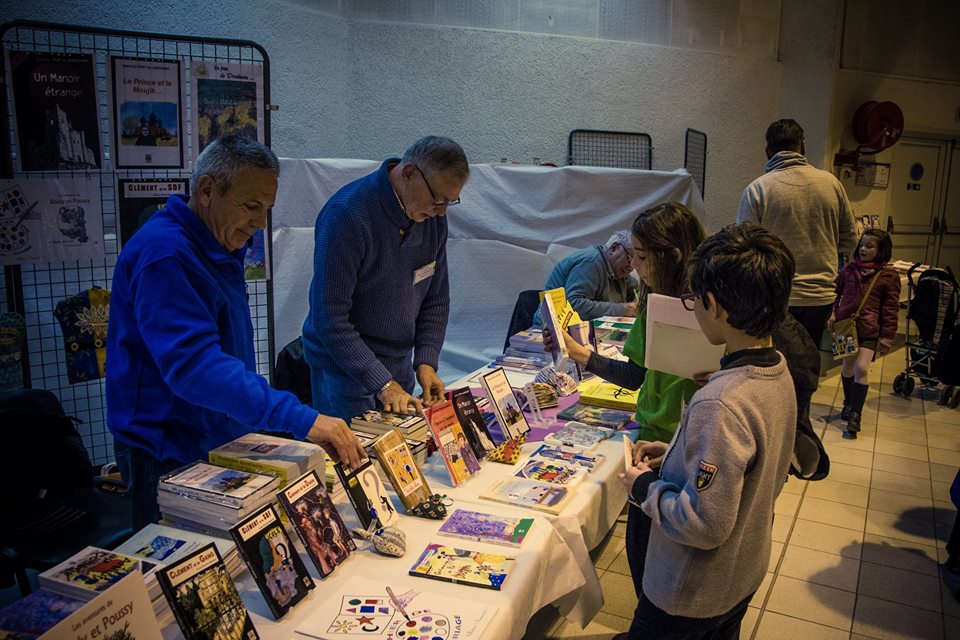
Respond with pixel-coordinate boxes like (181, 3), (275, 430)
(415, 165), (461, 207)
(680, 292), (699, 311)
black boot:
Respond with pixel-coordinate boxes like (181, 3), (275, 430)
(844, 382), (869, 438)
(840, 375), (854, 420)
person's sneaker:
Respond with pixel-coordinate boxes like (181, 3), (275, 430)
(840, 403), (852, 421)
(842, 430), (858, 440)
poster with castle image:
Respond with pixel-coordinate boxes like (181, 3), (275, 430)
(8, 52), (102, 172)
(0, 177), (104, 265)
(110, 56), (184, 168)
(190, 61), (263, 158)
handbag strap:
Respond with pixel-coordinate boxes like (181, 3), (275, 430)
(852, 270), (883, 320)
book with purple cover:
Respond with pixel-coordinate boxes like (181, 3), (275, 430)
(437, 509), (535, 548)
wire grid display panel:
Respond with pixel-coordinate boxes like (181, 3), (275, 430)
(567, 129), (652, 170)
(684, 128), (707, 198)
(1, 23), (272, 465)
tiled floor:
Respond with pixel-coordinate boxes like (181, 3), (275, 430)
(524, 347), (960, 639)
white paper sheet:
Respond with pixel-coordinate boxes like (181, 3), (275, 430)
(643, 293), (725, 380)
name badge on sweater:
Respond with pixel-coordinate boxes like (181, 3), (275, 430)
(413, 261), (436, 285)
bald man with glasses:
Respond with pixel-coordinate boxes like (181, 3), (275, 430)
(302, 136), (469, 421)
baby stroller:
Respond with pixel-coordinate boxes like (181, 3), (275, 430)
(892, 263), (960, 405)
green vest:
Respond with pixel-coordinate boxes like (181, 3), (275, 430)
(621, 308), (700, 442)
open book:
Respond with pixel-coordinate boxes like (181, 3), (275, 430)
(644, 293), (725, 380)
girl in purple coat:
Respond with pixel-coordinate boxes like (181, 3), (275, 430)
(828, 229), (901, 438)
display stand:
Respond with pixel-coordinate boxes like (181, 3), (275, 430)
(0, 20), (276, 465)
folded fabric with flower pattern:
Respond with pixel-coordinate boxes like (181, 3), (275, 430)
(353, 525), (406, 557)
(487, 433), (527, 464)
(410, 493), (451, 520)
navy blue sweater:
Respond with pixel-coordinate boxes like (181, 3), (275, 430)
(107, 196), (317, 463)
(302, 159), (449, 393)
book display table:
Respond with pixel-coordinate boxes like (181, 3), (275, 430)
(160, 364), (629, 640)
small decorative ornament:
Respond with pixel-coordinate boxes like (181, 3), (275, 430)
(410, 493), (451, 520)
(353, 524), (406, 557)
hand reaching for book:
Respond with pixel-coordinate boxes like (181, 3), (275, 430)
(542, 327), (591, 366)
(307, 414), (366, 471)
(380, 380), (424, 415)
(417, 364), (445, 407)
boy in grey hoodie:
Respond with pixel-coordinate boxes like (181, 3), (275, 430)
(619, 224), (797, 639)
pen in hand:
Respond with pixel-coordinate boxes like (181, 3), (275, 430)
(386, 585), (410, 622)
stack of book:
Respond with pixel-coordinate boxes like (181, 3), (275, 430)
(38, 546), (171, 624)
(114, 522), (244, 626)
(352, 409), (429, 466)
(592, 315), (635, 347)
(208, 432), (325, 490)
(157, 461), (280, 537)
(505, 328), (545, 358)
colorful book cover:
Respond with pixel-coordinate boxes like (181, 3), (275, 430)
(230, 503), (314, 619)
(408, 544), (514, 590)
(117, 178), (188, 248)
(544, 422), (617, 451)
(437, 509), (534, 548)
(479, 367), (530, 440)
(110, 56), (183, 168)
(334, 459), (399, 530)
(539, 291), (569, 369)
(424, 399), (480, 486)
(0, 589), (83, 639)
(370, 429), (432, 511)
(190, 61), (263, 157)
(9, 52), (101, 171)
(479, 477), (573, 515)
(159, 461), (278, 508)
(450, 387), (496, 458)
(529, 444), (606, 471)
(513, 458), (586, 485)
(577, 378), (640, 411)
(39, 547), (147, 600)
(277, 470), (355, 578)
(157, 543), (258, 640)
(557, 402), (633, 430)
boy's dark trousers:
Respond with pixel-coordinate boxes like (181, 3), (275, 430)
(626, 590), (754, 640)
(625, 501), (652, 597)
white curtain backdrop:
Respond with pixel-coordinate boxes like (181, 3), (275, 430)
(271, 159), (705, 382)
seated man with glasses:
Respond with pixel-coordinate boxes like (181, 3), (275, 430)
(533, 230), (641, 324)
(302, 136), (469, 420)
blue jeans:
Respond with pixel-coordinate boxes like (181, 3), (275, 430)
(310, 354), (416, 423)
(114, 440), (184, 531)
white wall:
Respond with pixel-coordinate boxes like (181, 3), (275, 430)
(2, 0), (790, 231)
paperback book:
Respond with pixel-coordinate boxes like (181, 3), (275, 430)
(450, 387), (496, 459)
(28, 573), (162, 640)
(408, 543), (514, 590)
(159, 461), (279, 509)
(529, 444), (605, 472)
(369, 429), (432, 511)
(334, 459), (399, 530)
(513, 458), (586, 486)
(230, 503), (315, 619)
(539, 290), (570, 369)
(39, 547), (154, 601)
(424, 399), (481, 485)
(478, 367), (530, 441)
(114, 522), (242, 576)
(277, 470), (355, 578)
(437, 509), (534, 548)
(351, 409), (427, 438)
(479, 477), (573, 515)
(209, 432), (325, 488)
(577, 378), (640, 411)
(156, 543), (258, 640)
(117, 178), (188, 248)
(0, 589), (83, 639)
(557, 402), (633, 430)
(109, 56), (183, 168)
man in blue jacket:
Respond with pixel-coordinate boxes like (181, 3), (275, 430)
(107, 135), (365, 529)
(302, 136), (468, 421)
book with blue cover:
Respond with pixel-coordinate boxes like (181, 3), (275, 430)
(437, 509), (535, 548)
(529, 444), (606, 471)
(0, 589), (83, 639)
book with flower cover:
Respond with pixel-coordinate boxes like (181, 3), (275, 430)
(408, 543), (514, 590)
(277, 470), (355, 578)
(424, 399), (480, 486)
(156, 543), (258, 640)
(230, 503), (314, 619)
(437, 509), (534, 548)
